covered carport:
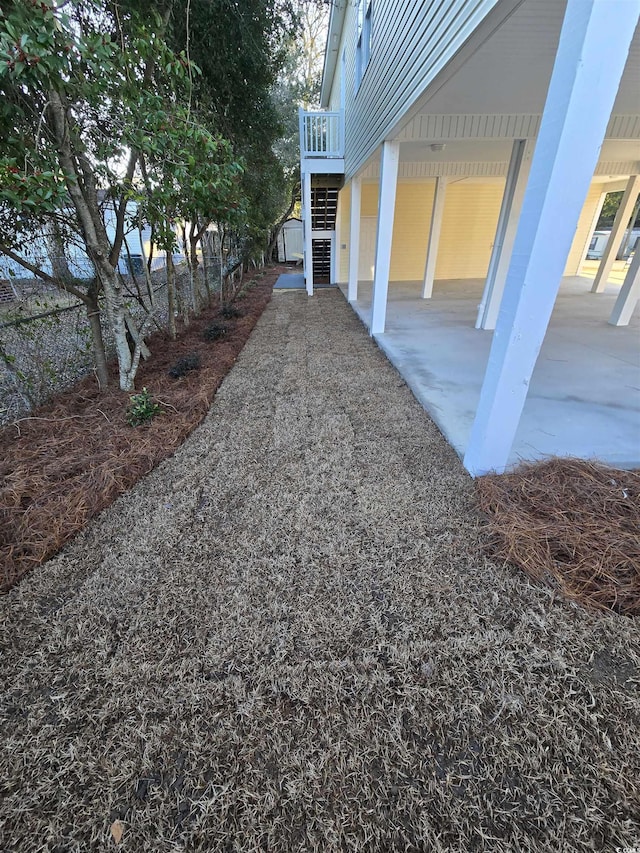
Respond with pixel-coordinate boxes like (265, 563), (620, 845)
(342, 275), (639, 469)
(339, 0), (640, 473)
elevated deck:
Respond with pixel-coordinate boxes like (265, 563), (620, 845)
(299, 110), (345, 174)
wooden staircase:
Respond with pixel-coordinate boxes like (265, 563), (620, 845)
(310, 177), (342, 283)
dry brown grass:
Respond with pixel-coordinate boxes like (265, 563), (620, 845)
(477, 458), (640, 617)
(1, 290), (639, 852)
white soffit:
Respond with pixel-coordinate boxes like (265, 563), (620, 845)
(406, 0), (640, 120)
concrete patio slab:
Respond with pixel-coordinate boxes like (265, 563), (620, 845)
(343, 276), (640, 469)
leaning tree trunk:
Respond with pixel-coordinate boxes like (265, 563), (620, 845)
(94, 256), (136, 389)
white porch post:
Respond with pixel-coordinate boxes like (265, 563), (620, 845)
(609, 248), (640, 326)
(370, 141), (400, 335)
(464, 0), (640, 477)
(575, 190), (607, 272)
(476, 139), (534, 329)
(592, 174), (640, 293)
(348, 175), (362, 302)
(422, 177), (448, 299)
(332, 191), (342, 285)
(302, 171), (314, 296)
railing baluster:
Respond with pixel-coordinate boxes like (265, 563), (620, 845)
(299, 110), (344, 158)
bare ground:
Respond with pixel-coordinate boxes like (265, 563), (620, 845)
(1, 289), (639, 852)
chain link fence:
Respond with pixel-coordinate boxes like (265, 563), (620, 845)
(0, 271), (173, 426)
(0, 230), (260, 425)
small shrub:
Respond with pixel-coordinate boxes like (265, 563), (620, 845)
(220, 305), (242, 320)
(202, 323), (229, 342)
(126, 387), (160, 426)
(168, 352), (201, 378)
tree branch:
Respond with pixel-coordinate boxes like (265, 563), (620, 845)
(0, 244), (88, 303)
(108, 147), (138, 267)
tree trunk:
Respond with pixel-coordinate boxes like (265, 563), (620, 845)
(189, 233), (204, 315)
(85, 290), (109, 390)
(180, 224), (192, 326)
(166, 251), (177, 340)
(95, 258), (135, 390)
(46, 220), (74, 283)
(200, 234), (212, 307)
(48, 89), (142, 391)
(138, 223), (155, 306)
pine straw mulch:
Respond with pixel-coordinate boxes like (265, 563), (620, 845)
(0, 266), (280, 593)
(477, 458), (640, 618)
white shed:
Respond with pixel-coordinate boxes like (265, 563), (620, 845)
(277, 218), (303, 263)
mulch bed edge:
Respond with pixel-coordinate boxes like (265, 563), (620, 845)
(0, 267), (281, 593)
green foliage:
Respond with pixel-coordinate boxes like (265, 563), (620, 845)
(126, 386), (160, 426)
(133, 94), (244, 246)
(0, 0), (302, 391)
(597, 191), (640, 230)
(598, 192), (623, 229)
(165, 0), (300, 252)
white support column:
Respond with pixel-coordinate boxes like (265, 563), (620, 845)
(476, 139), (534, 329)
(370, 141), (400, 335)
(331, 191), (342, 285)
(422, 177), (448, 299)
(464, 0), (640, 477)
(348, 175), (362, 302)
(302, 172), (314, 296)
(576, 190), (607, 272)
(592, 174), (640, 293)
(609, 248), (640, 326)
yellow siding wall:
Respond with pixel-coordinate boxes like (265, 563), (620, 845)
(361, 182), (379, 216)
(337, 177), (608, 283)
(389, 183), (435, 280)
(435, 181), (504, 280)
(338, 184), (350, 282)
(563, 183), (605, 275)
(337, 181), (381, 280)
(354, 179), (504, 281)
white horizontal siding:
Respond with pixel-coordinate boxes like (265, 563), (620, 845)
(332, 0), (503, 177)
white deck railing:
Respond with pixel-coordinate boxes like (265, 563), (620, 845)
(299, 109), (344, 159)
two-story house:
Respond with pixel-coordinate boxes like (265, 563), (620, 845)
(299, 0), (640, 475)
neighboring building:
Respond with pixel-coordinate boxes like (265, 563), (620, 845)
(299, 0), (640, 475)
(586, 228), (640, 260)
(0, 200), (175, 281)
